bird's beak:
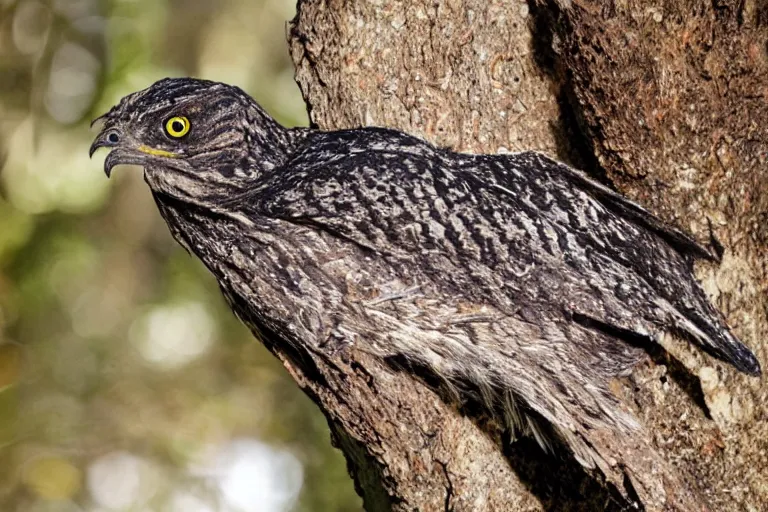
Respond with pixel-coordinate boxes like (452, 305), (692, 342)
(89, 136), (116, 178)
(89, 136), (107, 159)
(89, 117), (123, 178)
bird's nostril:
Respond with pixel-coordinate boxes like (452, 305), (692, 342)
(107, 132), (120, 144)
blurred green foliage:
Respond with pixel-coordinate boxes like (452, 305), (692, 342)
(0, 0), (361, 510)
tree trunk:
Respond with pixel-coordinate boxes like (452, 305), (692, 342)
(284, 1), (768, 510)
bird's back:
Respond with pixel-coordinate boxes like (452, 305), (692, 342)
(252, 128), (758, 374)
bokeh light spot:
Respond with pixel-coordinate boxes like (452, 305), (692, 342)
(45, 42), (100, 124)
(23, 456), (82, 501)
(2, 119), (111, 214)
(86, 451), (161, 510)
(198, 438), (304, 512)
(131, 302), (216, 370)
(11, 0), (51, 55)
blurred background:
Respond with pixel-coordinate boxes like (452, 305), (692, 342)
(0, 0), (362, 510)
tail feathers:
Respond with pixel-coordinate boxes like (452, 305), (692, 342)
(657, 298), (762, 375)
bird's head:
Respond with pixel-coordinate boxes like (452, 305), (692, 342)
(90, 77), (294, 202)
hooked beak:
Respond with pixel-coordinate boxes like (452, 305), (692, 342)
(89, 114), (110, 158)
(89, 136), (109, 159)
(89, 117), (121, 177)
(89, 118), (147, 178)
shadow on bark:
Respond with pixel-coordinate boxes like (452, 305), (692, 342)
(384, 355), (633, 512)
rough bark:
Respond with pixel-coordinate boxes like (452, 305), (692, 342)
(284, 1), (768, 510)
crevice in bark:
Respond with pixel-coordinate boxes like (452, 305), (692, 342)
(527, 0), (610, 186)
(503, 438), (632, 512)
(331, 425), (397, 512)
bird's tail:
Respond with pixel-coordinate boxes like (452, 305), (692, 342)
(656, 296), (761, 375)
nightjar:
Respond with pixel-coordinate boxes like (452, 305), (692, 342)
(90, 77), (760, 505)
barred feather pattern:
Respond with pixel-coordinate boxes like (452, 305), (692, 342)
(92, 78), (761, 507)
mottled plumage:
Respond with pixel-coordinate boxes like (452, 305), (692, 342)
(91, 78), (760, 505)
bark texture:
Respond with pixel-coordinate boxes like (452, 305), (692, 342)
(285, 1), (768, 510)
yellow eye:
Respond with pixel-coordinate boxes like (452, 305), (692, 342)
(165, 116), (190, 138)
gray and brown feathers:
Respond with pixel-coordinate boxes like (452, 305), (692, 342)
(91, 78), (761, 505)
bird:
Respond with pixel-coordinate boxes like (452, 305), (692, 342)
(91, 77), (760, 509)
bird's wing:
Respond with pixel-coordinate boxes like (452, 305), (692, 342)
(475, 150), (759, 375)
(252, 133), (757, 376)
(510, 151), (718, 260)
